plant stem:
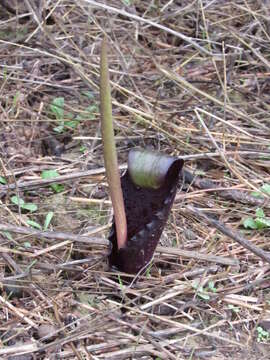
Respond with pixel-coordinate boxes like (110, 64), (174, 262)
(100, 37), (127, 249)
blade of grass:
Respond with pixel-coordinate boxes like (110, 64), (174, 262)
(100, 37), (127, 249)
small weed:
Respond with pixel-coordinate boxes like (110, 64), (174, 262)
(194, 169), (206, 176)
(207, 281), (217, 293)
(23, 241), (32, 248)
(50, 97), (64, 120)
(251, 184), (270, 198)
(75, 104), (98, 121)
(41, 170), (65, 193)
(27, 219), (42, 230)
(79, 145), (87, 153)
(227, 304), (240, 313)
(50, 96), (98, 133)
(0, 176), (7, 184)
(81, 90), (95, 99)
(27, 211), (54, 231)
(192, 280), (217, 301)
(192, 280), (210, 301)
(13, 91), (20, 108)
(44, 211), (54, 230)
(243, 208), (270, 230)
(118, 275), (123, 290)
(50, 97), (66, 133)
(257, 326), (270, 343)
(1, 231), (13, 241)
(11, 195), (37, 212)
(146, 261), (153, 278)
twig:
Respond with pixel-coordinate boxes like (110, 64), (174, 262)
(194, 108), (260, 193)
(0, 165), (128, 198)
(157, 65), (269, 131)
(0, 295), (38, 328)
(0, 343), (39, 357)
(83, 0), (214, 56)
(156, 246), (238, 266)
(186, 205), (270, 265)
(0, 167), (106, 197)
(178, 150), (270, 161)
(183, 169), (270, 208)
(0, 223), (109, 246)
(107, 299), (243, 347)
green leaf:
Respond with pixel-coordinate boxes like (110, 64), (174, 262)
(41, 170), (59, 179)
(192, 280), (210, 300)
(255, 217), (270, 229)
(194, 169), (206, 176)
(12, 196), (38, 212)
(251, 191), (263, 199)
(118, 275), (123, 290)
(27, 220), (42, 230)
(146, 261), (153, 278)
(81, 90), (95, 99)
(22, 203), (38, 212)
(86, 105), (98, 120)
(243, 217), (257, 229)
(2, 231), (13, 241)
(208, 281), (217, 293)
(44, 211), (54, 230)
(198, 293), (210, 300)
(257, 326), (270, 343)
(41, 170), (64, 193)
(256, 208), (265, 218)
(53, 125), (64, 133)
(13, 91), (20, 107)
(24, 242), (31, 248)
(79, 146), (87, 153)
(86, 104), (98, 114)
(11, 195), (25, 206)
(261, 184), (270, 195)
(76, 105), (98, 121)
(251, 184), (270, 198)
(64, 120), (78, 129)
(228, 304), (240, 313)
(66, 112), (74, 119)
(0, 176), (7, 184)
(50, 97), (64, 120)
(51, 183), (65, 193)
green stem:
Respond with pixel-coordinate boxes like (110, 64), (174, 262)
(100, 37), (127, 249)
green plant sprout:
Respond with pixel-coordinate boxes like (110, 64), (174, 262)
(145, 261), (153, 278)
(192, 280), (210, 301)
(100, 37), (127, 250)
(99, 38), (183, 273)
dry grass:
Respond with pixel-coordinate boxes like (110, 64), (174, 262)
(0, 1), (270, 359)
